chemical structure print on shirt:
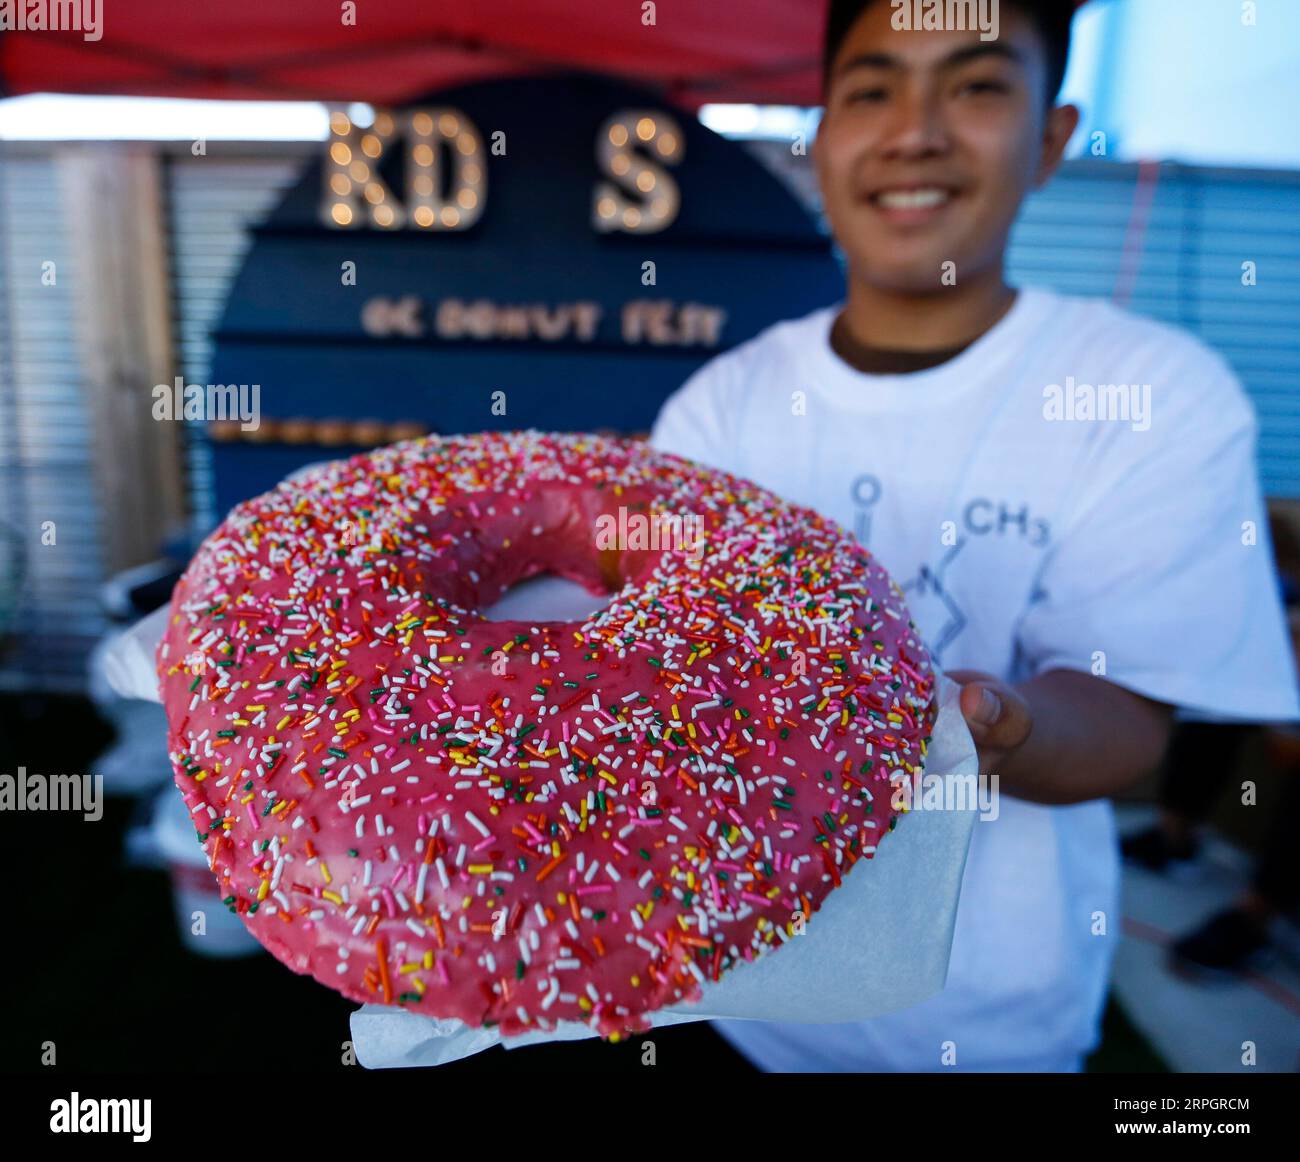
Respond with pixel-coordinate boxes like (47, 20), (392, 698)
(850, 472), (882, 544)
(960, 497), (1050, 548)
(901, 540), (970, 663)
(850, 474), (1052, 666)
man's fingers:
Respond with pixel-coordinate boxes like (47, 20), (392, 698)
(959, 679), (1031, 748)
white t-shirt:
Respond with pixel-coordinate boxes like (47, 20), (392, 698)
(649, 286), (1300, 1072)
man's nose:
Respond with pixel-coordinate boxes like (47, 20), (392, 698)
(878, 89), (951, 158)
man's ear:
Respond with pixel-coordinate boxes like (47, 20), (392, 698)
(1035, 103), (1080, 187)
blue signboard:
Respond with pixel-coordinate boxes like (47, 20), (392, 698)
(206, 72), (842, 514)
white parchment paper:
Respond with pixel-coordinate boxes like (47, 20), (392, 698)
(107, 575), (978, 1069)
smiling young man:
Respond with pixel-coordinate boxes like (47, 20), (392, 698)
(650, 0), (1299, 1071)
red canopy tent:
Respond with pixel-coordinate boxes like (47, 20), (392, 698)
(0, 0), (1092, 107)
(0, 0), (829, 107)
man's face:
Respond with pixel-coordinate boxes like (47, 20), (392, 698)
(815, 3), (1075, 294)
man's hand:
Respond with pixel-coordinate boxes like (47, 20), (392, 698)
(948, 669), (1033, 775)
(946, 667), (1173, 805)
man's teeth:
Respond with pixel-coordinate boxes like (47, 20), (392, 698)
(876, 188), (950, 209)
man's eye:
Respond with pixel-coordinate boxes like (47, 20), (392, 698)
(847, 87), (888, 104)
(958, 79), (1010, 96)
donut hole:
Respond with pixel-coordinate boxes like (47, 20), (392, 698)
(482, 572), (613, 622)
(437, 481), (670, 624)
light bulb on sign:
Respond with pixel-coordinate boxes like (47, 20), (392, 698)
(404, 107), (486, 232)
(593, 109), (684, 235)
(321, 106), (405, 230)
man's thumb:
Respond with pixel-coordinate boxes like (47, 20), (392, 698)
(965, 684), (1002, 727)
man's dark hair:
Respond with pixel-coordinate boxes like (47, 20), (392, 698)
(823, 0), (1076, 103)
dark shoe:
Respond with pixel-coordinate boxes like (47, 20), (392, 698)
(1168, 909), (1273, 981)
(1121, 824), (1199, 874)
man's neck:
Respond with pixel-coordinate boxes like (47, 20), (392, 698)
(838, 270), (1019, 353)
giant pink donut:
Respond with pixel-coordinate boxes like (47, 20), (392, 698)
(158, 431), (936, 1037)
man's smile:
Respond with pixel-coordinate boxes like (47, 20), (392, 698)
(861, 182), (963, 224)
